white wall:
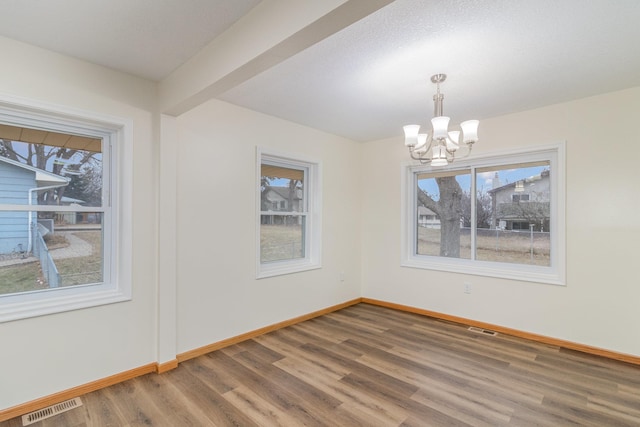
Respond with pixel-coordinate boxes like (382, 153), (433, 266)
(0, 36), (158, 410)
(175, 99), (362, 354)
(361, 87), (640, 357)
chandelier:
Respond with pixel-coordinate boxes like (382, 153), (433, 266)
(403, 74), (479, 166)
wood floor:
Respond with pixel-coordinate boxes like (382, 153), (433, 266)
(3, 303), (640, 426)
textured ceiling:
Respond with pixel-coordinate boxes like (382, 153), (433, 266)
(219, 0), (640, 141)
(0, 0), (261, 81)
(0, 0), (639, 142)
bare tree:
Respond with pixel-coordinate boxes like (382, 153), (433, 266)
(460, 189), (493, 228)
(418, 176), (463, 257)
(0, 139), (99, 205)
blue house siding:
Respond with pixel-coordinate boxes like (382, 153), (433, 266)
(0, 162), (37, 254)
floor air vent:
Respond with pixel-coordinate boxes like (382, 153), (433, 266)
(468, 326), (498, 336)
(22, 397), (83, 426)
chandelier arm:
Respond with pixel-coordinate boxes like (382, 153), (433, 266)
(445, 150), (455, 163)
(408, 137), (434, 162)
(450, 143), (474, 160)
(409, 148), (432, 163)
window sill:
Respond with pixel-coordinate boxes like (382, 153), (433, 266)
(0, 285), (131, 323)
(402, 256), (565, 286)
(257, 260), (321, 279)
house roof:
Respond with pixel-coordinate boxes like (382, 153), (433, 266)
(488, 170), (549, 194)
(418, 206), (436, 216)
(265, 186), (302, 200)
(0, 156), (69, 186)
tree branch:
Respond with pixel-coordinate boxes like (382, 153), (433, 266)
(417, 188), (441, 216)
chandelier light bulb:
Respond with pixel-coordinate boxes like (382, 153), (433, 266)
(431, 116), (450, 140)
(403, 124), (421, 147)
(460, 120), (479, 143)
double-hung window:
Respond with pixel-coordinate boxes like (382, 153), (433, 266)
(257, 148), (321, 278)
(0, 96), (132, 321)
(402, 143), (565, 285)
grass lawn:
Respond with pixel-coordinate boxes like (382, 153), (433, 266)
(418, 227), (550, 266)
(0, 261), (47, 295)
(261, 224), (303, 262)
(55, 231), (103, 285)
(0, 230), (102, 295)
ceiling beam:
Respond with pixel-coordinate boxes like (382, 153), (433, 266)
(159, 0), (394, 116)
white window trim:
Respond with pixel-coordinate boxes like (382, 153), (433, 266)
(256, 147), (322, 278)
(401, 142), (566, 286)
(0, 93), (133, 322)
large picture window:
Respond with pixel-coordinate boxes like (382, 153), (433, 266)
(257, 148), (321, 278)
(402, 144), (565, 285)
(0, 96), (132, 321)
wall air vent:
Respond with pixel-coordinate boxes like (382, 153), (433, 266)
(22, 397), (83, 426)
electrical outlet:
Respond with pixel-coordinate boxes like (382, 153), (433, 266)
(463, 282), (472, 294)
(339, 271), (345, 282)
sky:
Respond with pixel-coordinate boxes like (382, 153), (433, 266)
(418, 164), (548, 200)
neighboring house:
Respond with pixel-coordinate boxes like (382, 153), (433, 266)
(487, 169), (550, 231)
(260, 185), (302, 225)
(0, 156), (68, 254)
(417, 206), (440, 228)
(56, 197), (88, 225)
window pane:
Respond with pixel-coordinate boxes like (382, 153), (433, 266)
(260, 215), (305, 263)
(477, 162), (551, 266)
(0, 137), (103, 208)
(261, 164), (305, 213)
(416, 171), (471, 258)
(0, 211), (103, 295)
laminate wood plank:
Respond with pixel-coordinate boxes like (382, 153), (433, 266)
(290, 318), (352, 344)
(273, 355), (408, 425)
(3, 303), (640, 427)
(351, 344), (520, 425)
(440, 329), (543, 363)
(256, 334), (352, 380)
(302, 342), (420, 398)
(410, 388), (510, 427)
(100, 380), (161, 426)
(132, 372), (215, 426)
(169, 359), (259, 426)
(324, 310), (391, 334)
(205, 350), (332, 427)
(221, 385), (302, 427)
(310, 315), (398, 351)
(179, 356), (239, 395)
(538, 396), (633, 427)
(535, 351), (640, 388)
(619, 382), (640, 398)
(340, 372), (473, 426)
(229, 349), (343, 413)
(82, 387), (128, 427)
(586, 394), (640, 423)
(377, 340), (552, 410)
